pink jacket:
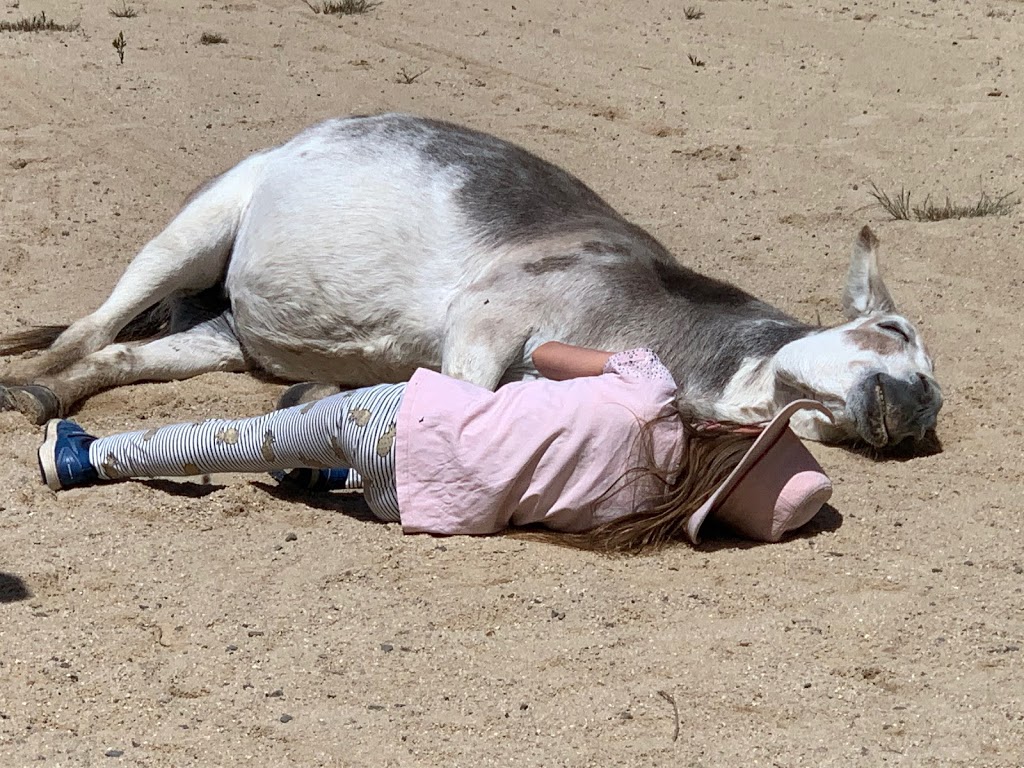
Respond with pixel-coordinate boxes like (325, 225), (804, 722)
(394, 350), (685, 535)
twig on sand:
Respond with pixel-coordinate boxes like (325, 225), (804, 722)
(657, 689), (680, 742)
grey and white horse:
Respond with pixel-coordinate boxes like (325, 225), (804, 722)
(0, 113), (942, 448)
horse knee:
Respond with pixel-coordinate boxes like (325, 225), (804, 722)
(11, 320), (117, 382)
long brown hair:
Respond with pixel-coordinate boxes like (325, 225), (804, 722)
(514, 404), (757, 554)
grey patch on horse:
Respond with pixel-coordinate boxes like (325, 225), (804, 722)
(349, 408), (371, 427)
(216, 427), (239, 444)
(183, 462), (201, 476)
(845, 326), (901, 356)
(591, 257), (814, 396)
(695, 319), (811, 396)
(261, 430), (276, 463)
(579, 241), (630, 259)
(522, 254), (582, 276)
(376, 423), (397, 456)
(363, 115), (626, 246)
(142, 428), (160, 442)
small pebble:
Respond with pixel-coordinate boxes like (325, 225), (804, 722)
(279, 713), (293, 723)
(379, 643), (394, 652)
(266, 689), (284, 698)
(226, 644), (238, 652)
(105, 749), (124, 758)
(284, 532), (298, 542)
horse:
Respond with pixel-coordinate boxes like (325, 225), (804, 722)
(0, 113), (942, 449)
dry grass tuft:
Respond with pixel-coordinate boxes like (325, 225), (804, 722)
(200, 32), (229, 45)
(868, 182), (1018, 222)
(0, 11), (79, 33)
(109, 1), (138, 18)
(303, 0), (379, 15)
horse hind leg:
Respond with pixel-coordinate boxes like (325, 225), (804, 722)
(1, 313), (248, 424)
(1, 155), (261, 385)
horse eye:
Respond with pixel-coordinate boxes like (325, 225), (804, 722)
(878, 321), (911, 343)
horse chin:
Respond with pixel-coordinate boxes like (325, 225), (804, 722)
(848, 373), (943, 456)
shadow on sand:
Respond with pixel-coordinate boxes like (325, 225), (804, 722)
(0, 572), (32, 603)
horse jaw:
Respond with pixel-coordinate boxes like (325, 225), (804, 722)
(706, 356), (785, 424)
(704, 352), (842, 441)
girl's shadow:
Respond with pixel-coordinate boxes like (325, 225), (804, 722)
(697, 503), (843, 551)
(136, 478), (384, 523)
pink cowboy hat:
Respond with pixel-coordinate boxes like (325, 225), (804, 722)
(686, 400), (835, 544)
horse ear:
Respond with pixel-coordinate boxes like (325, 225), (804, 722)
(842, 225), (897, 319)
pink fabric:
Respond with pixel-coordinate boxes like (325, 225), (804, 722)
(712, 429), (833, 542)
(394, 350), (684, 535)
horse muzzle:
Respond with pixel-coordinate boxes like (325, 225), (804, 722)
(851, 371), (943, 448)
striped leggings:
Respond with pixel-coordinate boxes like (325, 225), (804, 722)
(88, 383), (406, 521)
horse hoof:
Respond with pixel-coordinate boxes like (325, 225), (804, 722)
(277, 382), (343, 410)
(0, 384), (62, 425)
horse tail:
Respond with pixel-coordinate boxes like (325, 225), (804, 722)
(0, 325), (69, 356)
(0, 300), (174, 356)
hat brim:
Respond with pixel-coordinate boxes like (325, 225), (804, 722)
(685, 399), (834, 544)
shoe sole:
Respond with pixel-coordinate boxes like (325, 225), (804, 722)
(37, 419), (65, 491)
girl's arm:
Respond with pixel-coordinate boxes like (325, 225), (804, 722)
(531, 341), (614, 381)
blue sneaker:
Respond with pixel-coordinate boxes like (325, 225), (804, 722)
(38, 419), (99, 491)
(271, 467), (351, 493)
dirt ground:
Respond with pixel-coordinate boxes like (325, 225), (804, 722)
(1, 0), (1022, 765)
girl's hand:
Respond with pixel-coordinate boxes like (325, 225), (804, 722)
(531, 342), (613, 380)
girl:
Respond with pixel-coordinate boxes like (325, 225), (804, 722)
(37, 343), (833, 551)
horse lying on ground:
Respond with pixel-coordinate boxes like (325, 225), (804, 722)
(0, 113), (942, 449)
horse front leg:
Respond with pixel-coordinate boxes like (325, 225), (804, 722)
(440, 294), (536, 391)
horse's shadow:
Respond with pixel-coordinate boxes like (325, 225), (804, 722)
(843, 429), (943, 462)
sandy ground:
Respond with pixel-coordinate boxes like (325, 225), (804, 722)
(1, 0), (1023, 765)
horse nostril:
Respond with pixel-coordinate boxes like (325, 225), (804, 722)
(917, 373), (931, 394)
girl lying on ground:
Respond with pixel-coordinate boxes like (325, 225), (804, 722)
(37, 343), (833, 552)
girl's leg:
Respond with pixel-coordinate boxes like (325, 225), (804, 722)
(92, 384), (404, 477)
(40, 383), (404, 521)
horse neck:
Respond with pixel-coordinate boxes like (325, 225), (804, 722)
(582, 261), (818, 420)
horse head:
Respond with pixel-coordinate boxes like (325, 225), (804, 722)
(773, 226), (942, 450)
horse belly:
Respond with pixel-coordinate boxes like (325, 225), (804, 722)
(227, 259), (449, 382)
(224, 148), (475, 382)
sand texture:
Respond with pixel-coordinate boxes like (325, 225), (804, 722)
(1, 1), (1023, 765)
